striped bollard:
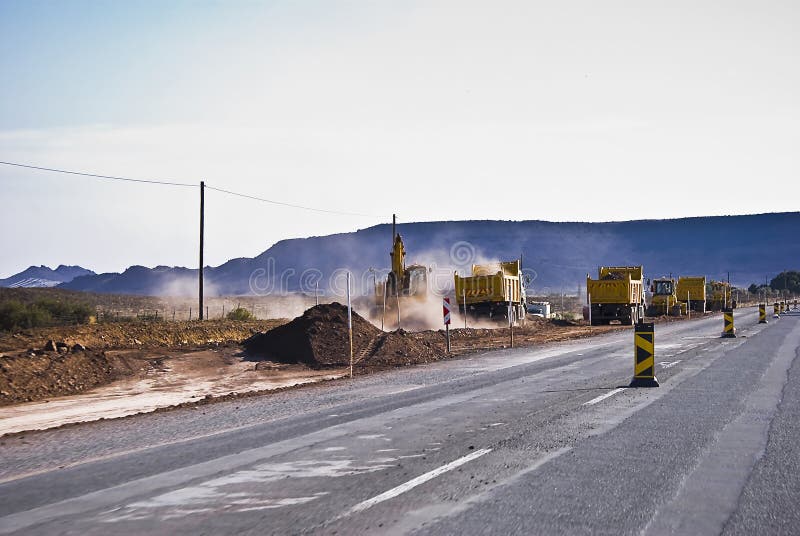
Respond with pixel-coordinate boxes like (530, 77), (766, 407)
(759, 303), (767, 324)
(630, 322), (659, 387)
(722, 308), (736, 338)
(774, 303), (780, 319)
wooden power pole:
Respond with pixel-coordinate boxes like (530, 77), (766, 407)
(199, 180), (205, 320)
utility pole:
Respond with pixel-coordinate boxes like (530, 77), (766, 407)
(199, 180), (205, 320)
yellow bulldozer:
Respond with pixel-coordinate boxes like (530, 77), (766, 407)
(706, 280), (735, 311)
(647, 277), (684, 316)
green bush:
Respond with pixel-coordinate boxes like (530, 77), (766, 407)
(226, 307), (255, 321)
(0, 298), (94, 331)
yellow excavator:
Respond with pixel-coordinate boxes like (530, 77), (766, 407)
(375, 215), (428, 306)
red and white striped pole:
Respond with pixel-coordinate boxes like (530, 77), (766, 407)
(443, 297), (452, 353)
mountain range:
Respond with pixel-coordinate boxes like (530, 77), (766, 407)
(0, 265), (95, 288)
(35, 211), (800, 297)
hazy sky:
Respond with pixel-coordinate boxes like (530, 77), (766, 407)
(1, 0), (798, 277)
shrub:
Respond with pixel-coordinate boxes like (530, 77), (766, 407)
(0, 298), (94, 331)
(226, 307), (255, 321)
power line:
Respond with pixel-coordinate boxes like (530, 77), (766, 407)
(1, 160), (383, 218)
(0, 160), (197, 188)
(205, 185), (382, 218)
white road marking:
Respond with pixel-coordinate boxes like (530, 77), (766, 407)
(346, 448), (492, 515)
(583, 388), (627, 406)
(659, 360), (682, 369)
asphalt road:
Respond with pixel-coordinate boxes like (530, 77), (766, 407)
(1, 307), (799, 535)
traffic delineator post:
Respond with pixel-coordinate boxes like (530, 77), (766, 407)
(774, 302), (780, 319)
(758, 303), (767, 324)
(443, 297), (452, 353)
(630, 322), (658, 388)
(722, 308), (736, 338)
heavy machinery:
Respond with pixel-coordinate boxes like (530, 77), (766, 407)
(375, 221), (428, 305)
(454, 260), (527, 322)
(586, 266), (646, 325)
(647, 277), (683, 316)
(676, 276), (707, 313)
(706, 280), (735, 311)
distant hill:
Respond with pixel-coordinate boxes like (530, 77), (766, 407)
(57, 212), (800, 297)
(0, 265), (95, 288)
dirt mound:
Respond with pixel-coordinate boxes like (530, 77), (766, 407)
(0, 348), (144, 405)
(243, 303), (381, 367)
(368, 330), (445, 366)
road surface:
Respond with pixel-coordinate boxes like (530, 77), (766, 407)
(1, 307), (799, 535)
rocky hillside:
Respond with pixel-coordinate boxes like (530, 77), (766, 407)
(58, 212), (800, 295)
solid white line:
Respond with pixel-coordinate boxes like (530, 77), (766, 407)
(659, 360), (682, 369)
(584, 388), (627, 406)
(346, 448), (492, 515)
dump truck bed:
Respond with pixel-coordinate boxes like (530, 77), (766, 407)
(587, 276), (643, 305)
(676, 276), (706, 301)
(455, 260), (523, 305)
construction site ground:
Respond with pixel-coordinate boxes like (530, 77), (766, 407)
(0, 305), (714, 436)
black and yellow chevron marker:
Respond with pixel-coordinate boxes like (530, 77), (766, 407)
(774, 302), (780, 319)
(722, 308), (736, 338)
(759, 303), (767, 324)
(630, 322), (658, 388)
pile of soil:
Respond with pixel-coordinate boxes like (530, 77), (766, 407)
(0, 319), (283, 353)
(369, 329), (445, 366)
(0, 346), (147, 405)
(243, 303), (381, 367)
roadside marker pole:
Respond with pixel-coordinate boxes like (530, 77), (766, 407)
(463, 285), (467, 329)
(630, 322), (658, 387)
(315, 281), (319, 306)
(687, 291), (691, 320)
(588, 292), (592, 326)
(774, 302), (780, 319)
(722, 308), (736, 338)
(759, 303), (767, 324)
(510, 310), (514, 348)
(443, 297), (451, 353)
(381, 284), (387, 331)
(347, 272), (353, 379)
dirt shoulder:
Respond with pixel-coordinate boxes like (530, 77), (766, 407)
(0, 319), (285, 406)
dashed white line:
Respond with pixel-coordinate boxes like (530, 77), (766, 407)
(345, 448), (492, 515)
(583, 388), (627, 406)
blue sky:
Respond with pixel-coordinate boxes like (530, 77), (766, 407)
(1, 1), (798, 276)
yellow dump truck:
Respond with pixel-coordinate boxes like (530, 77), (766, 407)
(454, 260), (526, 321)
(647, 277), (683, 316)
(676, 276), (706, 313)
(707, 280), (735, 311)
(587, 266), (646, 325)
